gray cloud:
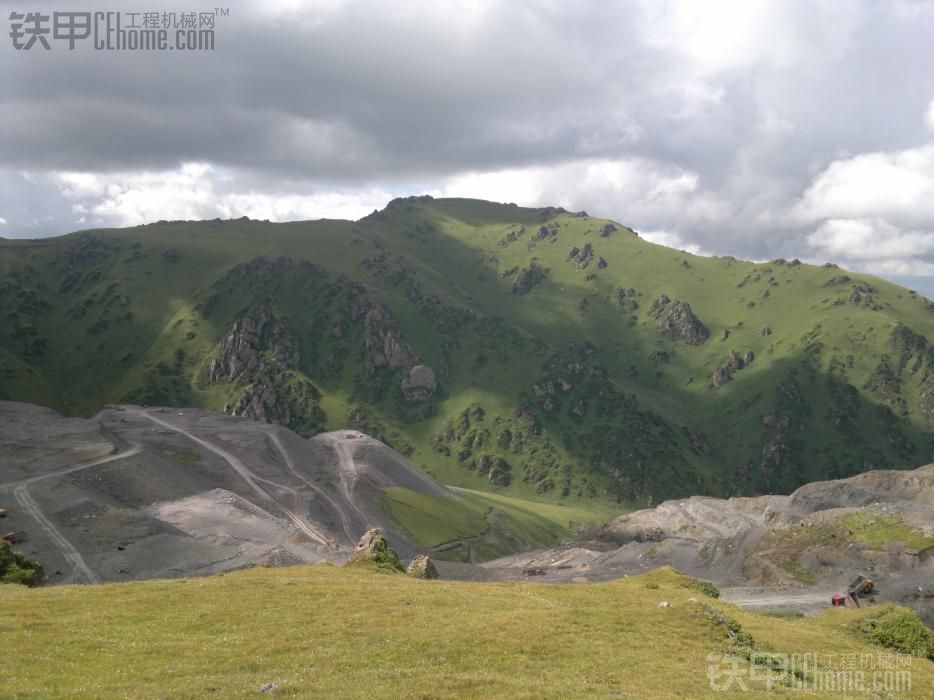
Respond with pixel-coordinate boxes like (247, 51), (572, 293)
(3, 0), (934, 295)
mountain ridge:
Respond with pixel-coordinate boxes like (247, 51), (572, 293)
(3, 196), (934, 504)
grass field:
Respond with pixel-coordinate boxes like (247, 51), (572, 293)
(838, 511), (934, 551)
(1, 565), (931, 698)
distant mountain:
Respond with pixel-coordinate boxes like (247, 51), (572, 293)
(4, 196), (934, 504)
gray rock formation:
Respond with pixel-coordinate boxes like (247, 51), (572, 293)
(353, 294), (417, 372)
(649, 295), (709, 345)
(346, 528), (404, 573)
(209, 308), (323, 431)
(401, 365), (437, 402)
(406, 554), (439, 579)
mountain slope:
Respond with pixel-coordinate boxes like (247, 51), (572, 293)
(4, 196), (934, 504)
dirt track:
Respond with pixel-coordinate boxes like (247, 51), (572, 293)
(133, 409), (331, 547)
(1, 444), (142, 584)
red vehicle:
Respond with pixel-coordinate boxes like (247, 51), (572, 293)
(831, 594), (847, 607)
(2, 531), (25, 544)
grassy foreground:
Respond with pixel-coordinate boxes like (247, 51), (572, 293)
(1, 566), (932, 698)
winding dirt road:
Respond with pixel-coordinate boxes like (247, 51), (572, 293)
(0, 444), (141, 584)
(319, 432), (374, 531)
(262, 428), (356, 546)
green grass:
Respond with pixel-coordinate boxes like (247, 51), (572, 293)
(2, 565), (932, 698)
(382, 487), (619, 560)
(838, 511), (934, 551)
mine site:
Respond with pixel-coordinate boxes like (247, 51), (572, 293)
(4, 2), (934, 697)
(2, 400), (931, 629)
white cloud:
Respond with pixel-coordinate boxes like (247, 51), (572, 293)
(437, 158), (729, 234)
(808, 218), (934, 259)
(48, 163), (393, 227)
(807, 217), (934, 275)
(0, 217), (7, 225)
(795, 144), (934, 225)
(640, 230), (712, 256)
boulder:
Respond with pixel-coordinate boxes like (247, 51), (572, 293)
(346, 529), (404, 573)
(401, 365), (437, 402)
(406, 554), (439, 580)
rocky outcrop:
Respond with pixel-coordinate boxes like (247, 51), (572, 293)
(600, 223), (617, 237)
(209, 307), (299, 383)
(209, 308), (324, 432)
(649, 296), (709, 345)
(346, 529), (404, 573)
(406, 554), (439, 579)
(567, 242), (595, 269)
(511, 261), (548, 295)
(711, 350), (753, 386)
(401, 365), (437, 402)
(353, 294), (417, 372)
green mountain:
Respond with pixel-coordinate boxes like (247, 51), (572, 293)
(3, 196), (934, 505)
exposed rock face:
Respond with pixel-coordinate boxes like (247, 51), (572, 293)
(353, 294), (417, 372)
(346, 528), (404, 573)
(209, 308), (324, 431)
(600, 223), (617, 237)
(567, 242), (595, 268)
(406, 554), (439, 579)
(649, 296), (709, 345)
(401, 365), (437, 402)
(511, 261), (548, 295)
(209, 307), (299, 383)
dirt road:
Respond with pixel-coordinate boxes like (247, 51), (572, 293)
(720, 586), (835, 614)
(318, 432), (373, 531)
(262, 428), (356, 546)
(133, 410), (331, 547)
(1, 444), (141, 584)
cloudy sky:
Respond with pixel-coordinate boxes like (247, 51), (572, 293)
(3, 0), (934, 293)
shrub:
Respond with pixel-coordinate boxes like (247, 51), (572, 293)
(0, 540), (44, 587)
(694, 579), (720, 599)
(855, 606), (934, 659)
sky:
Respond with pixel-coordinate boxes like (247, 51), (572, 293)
(3, 0), (934, 294)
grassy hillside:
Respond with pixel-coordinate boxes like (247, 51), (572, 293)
(4, 196), (934, 504)
(382, 487), (616, 561)
(1, 565), (931, 698)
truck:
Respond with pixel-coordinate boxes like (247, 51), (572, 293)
(848, 575), (874, 597)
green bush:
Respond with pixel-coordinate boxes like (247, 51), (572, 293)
(0, 540), (44, 587)
(694, 579), (720, 599)
(855, 606), (934, 659)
